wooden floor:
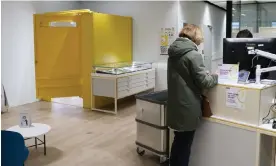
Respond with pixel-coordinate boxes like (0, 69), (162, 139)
(1, 100), (163, 166)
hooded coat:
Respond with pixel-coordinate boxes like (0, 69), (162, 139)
(167, 37), (218, 131)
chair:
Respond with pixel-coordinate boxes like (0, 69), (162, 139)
(1, 130), (29, 166)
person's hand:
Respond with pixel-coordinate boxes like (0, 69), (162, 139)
(211, 73), (219, 84)
(215, 68), (220, 75)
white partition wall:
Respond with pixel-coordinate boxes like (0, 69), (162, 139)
(81, 1), (226, 92)
(1, 1), (81, 107)
(202, 25), (213, 72)
(189, 120), (258, 166)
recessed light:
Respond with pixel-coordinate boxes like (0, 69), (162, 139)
(232, 8), (235, 11)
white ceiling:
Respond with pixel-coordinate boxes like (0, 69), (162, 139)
(209, 0), (276, 25)
(209, 0), (273, 9)
(210, 1), (227, 9)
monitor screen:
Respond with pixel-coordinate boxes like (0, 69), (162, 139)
(223, 38), (276, 80)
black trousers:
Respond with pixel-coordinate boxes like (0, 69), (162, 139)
(170, 130), (196, 166)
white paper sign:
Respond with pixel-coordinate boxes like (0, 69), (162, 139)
(160, 27), (175, 55)
(19, 112), (32, 128)
(218, 64), (239, 83)
(226, 87), (246, 110)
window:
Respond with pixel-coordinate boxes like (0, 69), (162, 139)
(232, 22), (240, 29)
(231, 2), (276, 37)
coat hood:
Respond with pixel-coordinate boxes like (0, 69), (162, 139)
(168, 38), (198, 58)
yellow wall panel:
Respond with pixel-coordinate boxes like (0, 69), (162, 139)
(91, 13), (133, 109)
(92, 13), (132, 65)
(80, 13), (93, 109)
(34, 10), (133, 110)
(34, 14), (82, 100)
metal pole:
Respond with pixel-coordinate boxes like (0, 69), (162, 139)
(226, 1), (233, 38)
(44, 135), (46, 155)
(35, 137), (37, 149)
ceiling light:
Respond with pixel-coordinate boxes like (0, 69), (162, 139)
(232, 8), (235, 11)
(232, 14), (234, 16)
(241, 13), (246, 16)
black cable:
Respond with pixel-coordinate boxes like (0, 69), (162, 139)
(263, 117), (274, 124)
(262, 103), (276, 123)
(251, 55), (258, 68)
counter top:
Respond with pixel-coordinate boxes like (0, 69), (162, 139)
(218, 80), (276, 90)
(205, 115), (276, 136)
(91, 68), (155, 78)
(205, 115), (258, 132)
(258, 123), (276, 137)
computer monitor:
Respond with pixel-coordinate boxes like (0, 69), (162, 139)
(223, 38), (276, 80)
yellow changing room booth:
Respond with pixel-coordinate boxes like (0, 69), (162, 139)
(34, 9), (132, 109)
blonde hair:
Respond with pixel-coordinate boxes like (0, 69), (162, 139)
(179, 24), (204, 45)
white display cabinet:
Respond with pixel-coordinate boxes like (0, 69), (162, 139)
(91, 62), (155, 114)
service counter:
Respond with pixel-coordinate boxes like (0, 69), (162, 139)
(169, 82), (276, 166)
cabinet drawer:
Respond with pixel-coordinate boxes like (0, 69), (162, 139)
(130, 78), (146, 85)
(117, 89), (130, 99)
(117, 85), (128, 92)
(146, 78), (155, 88)
(130, 81), (146, 88)
(146, 82), (155, 89)
(136, 122), (167, 153)
(130, 73), (146, 81)
(136, 99), (166, 126)
(146, 78), (155, 83)
(117, 81), (128, 88)
(117, 77), (128, 83)
(146, 71), (155, 79)
(131, 85), (147, 94)
(146, 75), (155, 80)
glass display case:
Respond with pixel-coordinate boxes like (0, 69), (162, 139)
(93, 62), (153, 75)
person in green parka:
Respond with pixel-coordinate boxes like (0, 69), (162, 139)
(167, 24), (218, 166)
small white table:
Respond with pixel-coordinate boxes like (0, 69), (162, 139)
(7, 123), (51, 155)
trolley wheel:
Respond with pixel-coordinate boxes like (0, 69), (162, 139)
(159, 156), (168, 164)
(136, 147), (145, 156)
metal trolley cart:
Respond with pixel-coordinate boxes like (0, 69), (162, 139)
(135, 90), (169, 164)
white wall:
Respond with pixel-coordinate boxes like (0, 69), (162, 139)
(80, 1), (226, 91)
(80, 1), (178, 91)
(80, 1), (178, 63)
(179, 1), (226, 66)
(182, 2), (226, 90)
(166, 1), (226, 90)
(1, 1), (80, 107)
(169, 1), (227, 90)
(2, 1), (226, 106)
(31, 1), (80, 13)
